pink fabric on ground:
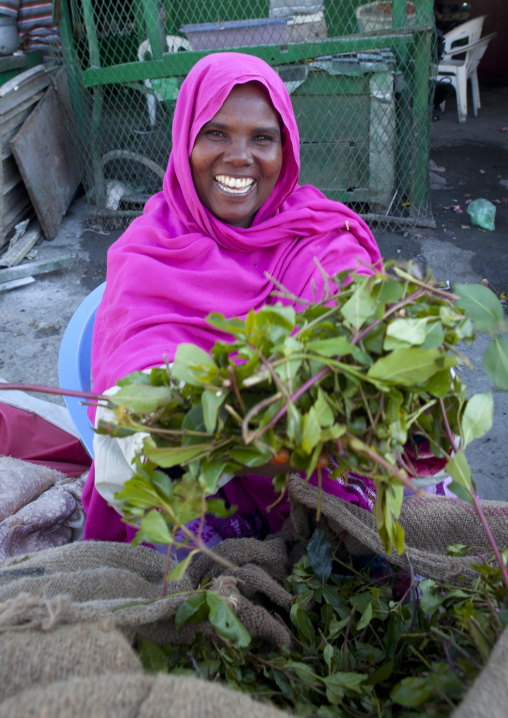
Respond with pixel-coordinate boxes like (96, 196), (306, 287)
(0, 402), (91, 478)
(83, 52), (382, 542)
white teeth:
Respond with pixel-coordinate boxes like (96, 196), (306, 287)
(214, 175), (255, 194)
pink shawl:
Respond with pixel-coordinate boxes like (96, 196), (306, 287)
(83, 52), (382, 541)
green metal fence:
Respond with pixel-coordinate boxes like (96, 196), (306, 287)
(56, 0), (436, 228)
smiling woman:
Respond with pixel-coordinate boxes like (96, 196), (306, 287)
(190, 83), (283, 228)
(82, 52), (384, 543)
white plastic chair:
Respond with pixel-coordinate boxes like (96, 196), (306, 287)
(441, 15), (486, 54)
(137, 34), (191, 127)
(437, 32), (496, 123)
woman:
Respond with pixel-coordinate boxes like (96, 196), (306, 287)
(82, 52), (385, 543)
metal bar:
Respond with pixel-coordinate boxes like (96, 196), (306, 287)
(410, 29), (433, 217)
(140, 0), (166, 60)
(91, 88), (106, 209)
(58, 0), (89, 151)
(81, 0), (101, 69)
(392, 0), (407, 30)
(81, 32), (420, 87)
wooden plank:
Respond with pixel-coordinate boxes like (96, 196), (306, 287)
(1, 94), (45, 158)
(0, 221), (41, 267)
(1, 154), (23, 195)
(0, 254), (73, 283)
(10, 85), (81, 240)
(0, 190), (33, 244)
(0, 71), (51, 116)
(0, 276), (35, 292)
(0, 92), (45, 130)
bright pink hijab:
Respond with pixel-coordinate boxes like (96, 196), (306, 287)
(82, 52), (382, 541)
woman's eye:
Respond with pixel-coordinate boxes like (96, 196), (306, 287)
(206, 129), (225, 138)
(254, 134), (273, 142)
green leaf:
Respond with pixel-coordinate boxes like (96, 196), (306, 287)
(310, 390), (335, 427)
(483, 337), (508, 390)
(140, 509), (172, 545)
(143, 441), (208, 468)
(462, 392), (493, 447)
(341, 285), (376, 329)
(454, 283), (505, 331)
(301, 411), (321, 454)
(136, 634), (168, 673)
(117, 371), (152, 386)
(257, 304), (296, 333)
(198, 461), (228, 492)
(206, 313), (247, 339)
(307, 529), (333, 582)
(206, 592), (251, 647)
(172, 344), (217, 386)
(174, 592), (209, 629)
(420, 320), (445, 349)
(376, 278), (404, 304)
(110, 384), (174, 413)
(446, 451), (474, 504)
(323, 643), (334, 667)
(290, 604), (316, 644)
(356, 601), (373, 631)
(419, 579), (443, 616)
(367, 348), (457, 386)
(367, 659), (394, 686)
(420, 369), (452, 398)
(324, 672), (366, 703)
(151, 470), (174, 501)
(201, 389), (227, 433)
(384, 318), (428, 348)
(391, 677), (432, 707)
(306, 336), (353, 358)
(227, 444), (272, 467)
(168, 551), (198, 580)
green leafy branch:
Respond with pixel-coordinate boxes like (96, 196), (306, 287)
(2, 263), (506, 586)
(89, 263), (507, 582)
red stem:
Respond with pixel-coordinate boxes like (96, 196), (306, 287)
(471, 492), (508, 592)
(439, 398), (508, 593)
(0, 382), (104, 401)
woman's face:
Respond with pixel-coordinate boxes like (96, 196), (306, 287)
(190, 82), (283, 229)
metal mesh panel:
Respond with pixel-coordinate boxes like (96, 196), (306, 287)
(55, 0), (436, 229)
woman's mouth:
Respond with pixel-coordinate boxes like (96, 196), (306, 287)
(214, 175), (255, 195)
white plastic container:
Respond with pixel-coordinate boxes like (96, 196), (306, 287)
(356, 2), (416, 33)
(0, 16), (19, 55)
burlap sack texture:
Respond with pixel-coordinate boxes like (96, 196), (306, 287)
(1, 476), (508, 716)
(288, 478), (508, 583)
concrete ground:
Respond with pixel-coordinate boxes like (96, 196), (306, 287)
(1, 84), (507, 499)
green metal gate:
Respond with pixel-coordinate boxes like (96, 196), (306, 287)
(55, 0), (436, 228)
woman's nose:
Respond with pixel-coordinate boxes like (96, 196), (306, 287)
(223, 138), (253, 165)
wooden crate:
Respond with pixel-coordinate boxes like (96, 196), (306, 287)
(0, 65), (53, 248)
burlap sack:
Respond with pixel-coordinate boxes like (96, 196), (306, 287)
(2, 476), (508, 716)
(288, 477), (508, 583)
(0, 540), (292, 648)
(0, 625), (291, 718)
(0, 673), (292, 718)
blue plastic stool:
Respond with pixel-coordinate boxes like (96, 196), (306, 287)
(58, 282), (106, 457)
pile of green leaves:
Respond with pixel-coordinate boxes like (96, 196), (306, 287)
(98, 263), (507, 566)
(137, 530), (508, 717)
